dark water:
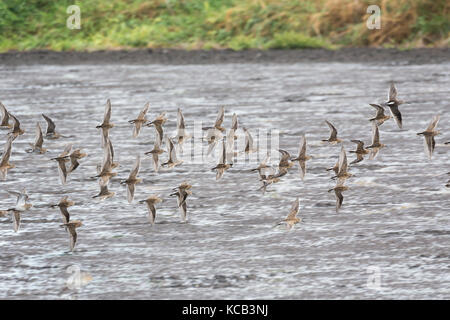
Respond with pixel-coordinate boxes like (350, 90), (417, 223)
(0, 62), (449, 299)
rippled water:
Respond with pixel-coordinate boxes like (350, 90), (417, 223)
(0, 62), (449, 299)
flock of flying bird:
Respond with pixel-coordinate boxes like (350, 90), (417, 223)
(0, 83), (448, 251)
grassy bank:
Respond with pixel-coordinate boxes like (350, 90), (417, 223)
(0, 0), (448, 52)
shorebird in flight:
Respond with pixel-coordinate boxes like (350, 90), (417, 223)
(417, 115), (440, 160)
(92, 184), (115, 200)
(96, 99), (114, 147)
(366, 122), (386, 160)
(382, 82), (404, 129)
(139, 195), (162, 226)
(50, 144), (72, 185)
(147, 112), (168, 145)
(0, 102), (11, 128)
(129, 102), (149, 138)
(7, 113), (25, 141)
(331, 145), (352, 183)
(8, 188), (32, 212)
(61, 220), (82, 252)
(0, 137), (15, 180)
(145, 130), (165, 172)
(161, 137), (182, 169)
(278, 149), (294, 176)
(174, 108), (191, 152)
(120, 155), (142, 203)
(275, 198), (302, 230)
(322, 120), (342, 144)
(92, 146), (117, 186)
(42, 114), (61, 139)
(349, 140), (370, 164)
(369, 104), (391, 126)
(68, 149), (87, 173)
(212, 140), (232, 180)
(291, 134), (312, 180)
(204, 106), (225, 155)
(51, 195), (74, 224)
(26, 122), (46, 154)
(328, 181), (349, 213)
(170, 182), (192, 222)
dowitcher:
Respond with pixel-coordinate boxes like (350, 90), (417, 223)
(92, 184), (115, 200)
(417, 115), (440, 160)
(161, 137), (182, 169)
(275, 198), (302, 230)
(328, 181), (349, 213)
(42, 114), (61, 139)
(349, 140), (370, 164)
(8, 188), (32, 212)
(322, 120), (342, 144)
(120, 155), (142, 203)
(92, 147), (117, 186)
(147, 112), (167, 145)
(51, 195), (74, 224)
(278, 149), (294, 173)
(96, 99), (114, 147)
(331, 145), (353, 183)
(211, 140), (232, 180)
(0, 137), (15, 180)
(291, 134), (312, 180)
(7, 113), (25, 141)
(26, 122), (47, 154)
(170, 182), (192, 222)
(139, 195), (162, 225)
(0, 102), (11, 128)
(61, 220), (82, 251)
(366, 122), (386, 160)
(369, 104), (391, 126)
(174, 108), (191, 152)
(50, 144), (72, 185)
(145, 130), (165, 172)
(383, 82), (404, 129)
(243, 127), (257, 154)
(129, 102), (149, 138)
(68, 149), (87, 173)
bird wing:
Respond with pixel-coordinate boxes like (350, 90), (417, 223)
(0, 102), (9, 125)
(35, 122), (44, 148)
(60, 206), (70, 224)
(325, 120), (338, 140)
(103, 99), (112, 124)
(287, 198), (299, 220)
(298, 135), (307, 158)
(12, 211), (21, 232)
(146, 202), (156, 224)
(42, 114), (56, 135)
(129, 155), (140, 179)
(60, 144), (73, 158)
(231, 113), (238, 131)
(0, 137), (13, 165)
(214, 106), (225, 128)
(138, 102), (150, 120)
(337, 145), (348, 175)
(369, 104), (385, 117)
(388, 105), (402, 129)
(57, 160), (68, 185)
(127, 184), (135, 203)
(426, 115), (440, 132)
(388, 83), (397, 101)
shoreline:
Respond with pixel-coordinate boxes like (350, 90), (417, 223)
(1, 48), (449, 66)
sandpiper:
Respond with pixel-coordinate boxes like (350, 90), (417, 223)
(147, 112), (168, 145)
(0, 137), (15, 180)
(139, 195), (162, 225)
(50, 144), (72, 185)
(383, 82), (404, 129)
(275, 198), (302, 230)
(366, 122), (386, 160)
(328, 181), (349, 213)
(92, 184), (115, 200)
(161, 137), (182, 169)
(145, 130), (165, 172)
(68, 149), (87, 173)
(61, 220), (82, 251)
(369, 104), (391, 126)
(7, 113), (25, 141)
(96, 99), (114, 147)
(322, 120), (342, 144)
(8, 188), (32, 212)
(170, 182), (192, 222)
(331, 145), (353, 183)
(120, 155), (142, 203)
(349, 140), (370, 164)
(278, 149), (294, 173)
(26, 122), (46, 154)
(212, 140), (233, 180)
(42, 114), (61, 139)
(291, 134), (312, 180)
(129, 102), (149, 138)
(417, 115), (440, 160)
(51, 195), (74, 224)
(0, 102), (11, 128)
(92, 147), (117, 186)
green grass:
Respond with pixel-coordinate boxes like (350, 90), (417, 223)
(0, 0), (447, 52)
